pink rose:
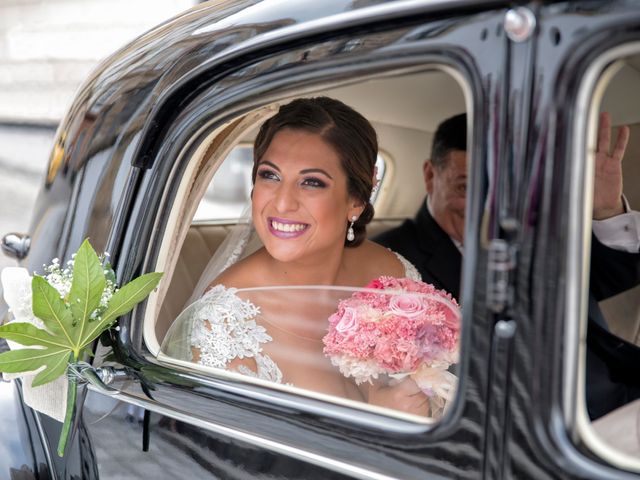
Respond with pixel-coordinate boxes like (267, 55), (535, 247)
(389, 294), (427, 318)
(335, 307), (359, 335)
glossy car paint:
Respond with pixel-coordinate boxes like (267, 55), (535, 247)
(0, 382), (46, 478)
(1, 0), (640, 478)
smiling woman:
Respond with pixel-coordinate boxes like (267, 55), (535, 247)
(220, 97), (393, 286)
(251, 128), (360, 269)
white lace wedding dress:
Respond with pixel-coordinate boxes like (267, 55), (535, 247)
(164, 252), (421, 384)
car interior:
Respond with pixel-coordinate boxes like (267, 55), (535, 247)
(149, 58), (640, 349)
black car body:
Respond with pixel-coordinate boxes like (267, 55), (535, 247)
(2, 0), (640, 478)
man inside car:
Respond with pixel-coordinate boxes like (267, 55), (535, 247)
(374, 112), (640, 420)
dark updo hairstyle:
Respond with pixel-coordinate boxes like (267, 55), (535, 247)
(252, 97), (377, 247)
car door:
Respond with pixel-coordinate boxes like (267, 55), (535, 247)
(496, 2), (640, 479)
(29, 1), (515, 478)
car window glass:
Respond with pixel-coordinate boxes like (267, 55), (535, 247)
(579, 52), (640, 466)
(153, 68), (470, 425)
(161, 285), (460, 421)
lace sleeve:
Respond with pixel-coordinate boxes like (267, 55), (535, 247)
(189, 285), (265, 365)
(171, 285), (283, 383)
(392, 251), (422, 281)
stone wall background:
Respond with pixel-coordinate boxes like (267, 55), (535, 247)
(0, 0), (196, 123)
(0, 0), (197, 270)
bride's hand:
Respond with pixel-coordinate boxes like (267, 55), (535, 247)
(367, 377), (430, 416)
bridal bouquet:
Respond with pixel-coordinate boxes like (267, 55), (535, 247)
(0, 239), (162, 456)
(323, 277), (460, 406)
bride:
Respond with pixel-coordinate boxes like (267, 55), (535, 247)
(171, 97), (434, 416)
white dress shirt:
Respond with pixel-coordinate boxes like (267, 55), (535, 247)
(427, 197), (640, 254)
(592, 196), (640, 252)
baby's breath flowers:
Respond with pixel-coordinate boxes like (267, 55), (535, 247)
(43, 253), (118, 322)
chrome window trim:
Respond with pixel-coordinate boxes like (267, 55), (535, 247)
(85, 384), (421, 480)
(566, 41), (640, 472)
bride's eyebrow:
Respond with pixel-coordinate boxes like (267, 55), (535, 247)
(257, 160), (280, 171)
(258, 160), (332, 180)
(299, 168), (333, 180)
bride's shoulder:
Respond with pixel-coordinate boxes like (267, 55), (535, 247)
(347, 241), (421, 282)
(351, 240), (406, 277)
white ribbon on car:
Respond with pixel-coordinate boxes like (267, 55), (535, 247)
(1, 267), (67, 422)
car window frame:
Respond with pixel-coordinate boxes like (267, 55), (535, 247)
(136, 63), (476, 430)
(565, 40), (640, 473)
(144, 63), (474, 415)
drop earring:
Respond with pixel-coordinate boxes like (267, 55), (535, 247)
(347, 215), (357, 242)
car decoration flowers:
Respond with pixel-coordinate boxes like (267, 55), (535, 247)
(0, 239), (162, 456)
(323, 277), (460, 415)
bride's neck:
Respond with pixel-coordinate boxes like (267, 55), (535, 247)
(264, 249), (348, 286)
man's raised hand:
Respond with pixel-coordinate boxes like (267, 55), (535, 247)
(593, 111), (629, 220)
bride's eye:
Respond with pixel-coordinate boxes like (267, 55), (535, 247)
(257, 168), (279, 181)
(301, 177), (327, 188)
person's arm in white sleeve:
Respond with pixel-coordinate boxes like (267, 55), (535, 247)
(591, 113), (639, 253)
(593, 196), (640, 253)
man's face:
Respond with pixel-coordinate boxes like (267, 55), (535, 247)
(423, 150), (467, 244)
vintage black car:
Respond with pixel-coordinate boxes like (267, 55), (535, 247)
(2, 0), (640, 478)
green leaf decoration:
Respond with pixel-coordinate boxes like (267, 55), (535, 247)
(0, 238), (163, 456)
(32, 350), (72, 387)
(0, 322), (67, 349)
(32, 275), (75, 344)
(80, 272), (163, 346)
(68, 239), (105, 344)
(0, 346), (68, 384)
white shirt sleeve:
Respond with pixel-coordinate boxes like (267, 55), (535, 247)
(592, 209), (640, 253)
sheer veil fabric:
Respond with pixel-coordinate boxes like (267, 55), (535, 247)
(187, 202), (257, 305)
(186, 200), (423, 304)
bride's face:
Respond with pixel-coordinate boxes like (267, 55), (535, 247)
(252, 128), (360, 264)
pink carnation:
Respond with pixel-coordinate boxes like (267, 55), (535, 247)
(367, 279), (385, 290)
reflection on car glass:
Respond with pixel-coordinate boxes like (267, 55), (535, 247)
(162, 285), (460, 420)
